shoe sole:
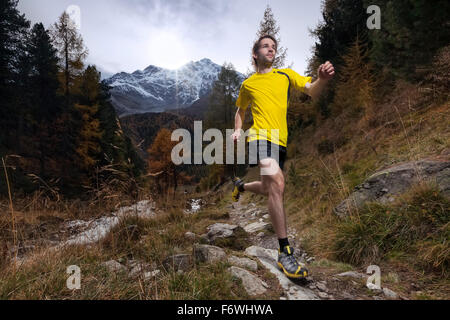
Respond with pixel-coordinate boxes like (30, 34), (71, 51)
(277, 262), (308, 279)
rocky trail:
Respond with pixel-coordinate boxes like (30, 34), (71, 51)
(208, 199), (403, 300)
(8, 193), (404, 300)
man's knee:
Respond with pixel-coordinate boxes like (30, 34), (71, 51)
(259, 158), (281, 177)
(262, 173), (285, 195)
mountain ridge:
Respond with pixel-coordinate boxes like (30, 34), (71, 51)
(103, 58), (245, 117)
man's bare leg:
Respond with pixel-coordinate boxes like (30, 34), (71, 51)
(242, 181), (267, 196)
(240, 158), (307, 278)
(259, 158), (287, 239)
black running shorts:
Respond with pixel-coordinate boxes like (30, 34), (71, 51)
(247, 139), (287, 170)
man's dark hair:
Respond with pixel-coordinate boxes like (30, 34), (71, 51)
(252, 34), (278, 69)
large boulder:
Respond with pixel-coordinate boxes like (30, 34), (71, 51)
(193, 244), (226, 264)
(228, 255), (258, 271)
(205, 223), (249, 250)
(334, 159), (450, 217)
(228, 266), (268, 296)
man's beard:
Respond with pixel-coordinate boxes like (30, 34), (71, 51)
(259, 56), (274, 68)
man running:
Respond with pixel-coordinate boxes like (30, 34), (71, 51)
(230, 34), (335, 279)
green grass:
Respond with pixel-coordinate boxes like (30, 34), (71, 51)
(310, 258), (354, 273)
(333, 181), (450, 274)
(167, 261), (246, 300)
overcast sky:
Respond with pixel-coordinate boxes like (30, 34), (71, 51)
(18, 0), (324, 78)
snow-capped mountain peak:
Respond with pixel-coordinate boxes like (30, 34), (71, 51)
(104, 59), (242, 117)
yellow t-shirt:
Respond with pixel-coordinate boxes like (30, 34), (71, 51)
(235, 68), (312, 147)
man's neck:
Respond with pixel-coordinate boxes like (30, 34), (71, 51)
(256, 64), (273, 74)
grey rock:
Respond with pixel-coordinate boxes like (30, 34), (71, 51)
(205, 223), (249, 249)
(367, 283), (382, 292)
(335, 271), (367, 279)
(184, 232), (196, 240)
(308, 283), (317, 290)
(383, 287), (399, 299)
(193, 244), (226, 264)
(316, 282), (328, 292)
(206, 223), (243, 242)
(318, 292), (329, 299)
(228, 266), (268, 296)
(245, 246), (278, 261)
(143, 269), (160, 281)
(245, 208), (255, 216)
(128, 260), (156, 278)
(101, 260), (126, 273)
(199, 233), (209, 244)
(341, 292), (355, 300)
(228, 256), (258, 272)
(244, 221), (271, 233)
(334, 160), (450, 217)
(244, 246), (318, 300)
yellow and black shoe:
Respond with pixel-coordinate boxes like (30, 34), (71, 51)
(277, 246), (309, 279)
(231, 177), (245, 202)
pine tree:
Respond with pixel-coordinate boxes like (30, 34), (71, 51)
(27, 23), (62, 177)
(311, 0), (367, 67)
(0, 0), (30, 152)
(307, 0), (368, 118)
(206, 62), (241, 130)
(74, 103), (102, 172)
(254, 5), (288, 69)
(204, 62), (241, 183)
(333, 37), (375, 118)
(28, 23), (61, 118)
(147, 128), (178, 197)
(73, 66), (103, 174)
(50, 11), (88, 100)
(48, 11), (89, 189)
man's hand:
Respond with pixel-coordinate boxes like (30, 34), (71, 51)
(305, 61), (335, 101)
(231, 130), (241, 143)
(318, 61), (335, 81)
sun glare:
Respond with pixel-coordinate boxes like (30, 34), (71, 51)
(146, 30), (189, 70)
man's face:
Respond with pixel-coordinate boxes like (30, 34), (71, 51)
(253, 37), (277, 66)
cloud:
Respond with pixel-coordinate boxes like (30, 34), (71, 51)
(17, 0), (323, 75)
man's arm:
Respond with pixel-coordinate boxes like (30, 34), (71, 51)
(231, 108), (246, 142)
(305, 61), (335, 101)
(235, 108), (246, 130)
